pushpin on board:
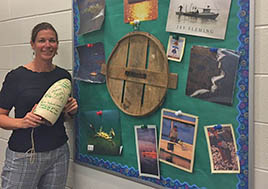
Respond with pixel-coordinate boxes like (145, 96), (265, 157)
(210, 48), (218, 53)
(175, 110), (183, 116)
(130, 20), (140, 30)
(172, 33), (179, 40)
(141, 125), (148, 129)
(96, 110), (103, 116)
(213, 124), (222, 130)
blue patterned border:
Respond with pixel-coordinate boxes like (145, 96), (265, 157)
(236, 0), (249, 188)
(73, 0), (250, 188)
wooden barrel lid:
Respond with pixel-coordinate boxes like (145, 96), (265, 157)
(102, 31), (177, 116)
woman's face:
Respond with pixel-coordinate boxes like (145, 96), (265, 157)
(31, 29), (58, 62)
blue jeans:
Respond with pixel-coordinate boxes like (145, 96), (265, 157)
(1, 143), (70, 189)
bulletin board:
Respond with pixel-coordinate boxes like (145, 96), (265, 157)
(72, 0), (253, 188)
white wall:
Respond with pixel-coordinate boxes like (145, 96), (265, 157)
(0, 0), (265, 188)
(254, 0), (268, 187)
(0, 1), (74, 188)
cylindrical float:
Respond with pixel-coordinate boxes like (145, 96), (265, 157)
(34, 78), (72, 125)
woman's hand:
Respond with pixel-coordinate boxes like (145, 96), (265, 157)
(64, 97), (78, 117)
(20, 104), (45, 128)
(0, 105), (44, 130)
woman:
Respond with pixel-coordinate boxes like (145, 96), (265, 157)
(0, 22), (78, 189)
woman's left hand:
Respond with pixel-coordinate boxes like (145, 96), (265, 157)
(64, 97), (78, 116)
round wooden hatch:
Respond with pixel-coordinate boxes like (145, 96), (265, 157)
(102, 31), (177, 117)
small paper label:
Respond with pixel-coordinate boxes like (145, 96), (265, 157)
(87, 145), (94, 151)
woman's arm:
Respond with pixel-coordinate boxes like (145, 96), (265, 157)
(0, 106), (44, 130)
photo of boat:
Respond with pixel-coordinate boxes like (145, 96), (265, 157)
(166, 0), (232, 40)
(176, 5), (219, 20)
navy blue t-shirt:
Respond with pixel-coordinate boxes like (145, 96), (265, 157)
(0, 66), (71, 152)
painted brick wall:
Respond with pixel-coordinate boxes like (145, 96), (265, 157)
(0, 1), (74, 188)
(254, 0), (268, 188)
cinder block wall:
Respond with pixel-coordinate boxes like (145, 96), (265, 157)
(0, 0), (74, 188)
(0, 0), (265, 188)
(254, 0), (268, 188)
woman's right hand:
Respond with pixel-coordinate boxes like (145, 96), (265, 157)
(20, 104), (45, 128)
(0, 105), (45, 130)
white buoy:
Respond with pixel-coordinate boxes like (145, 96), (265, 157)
(34, 78), (72, 125)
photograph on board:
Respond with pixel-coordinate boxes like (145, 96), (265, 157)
(186, 45), (240, 106)
(135, 125), (160, 179)
(166, 0), (232, 39)
(159, 109), (198, 173)
(124, 0), (158, 23)
(166, 35), (186, 63)
(74, 42), (106, 83)
(80, 110), (123, 156)
(77, 0), (105, 35)
(204, 124), (240, 173)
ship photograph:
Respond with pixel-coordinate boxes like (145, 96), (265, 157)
(176, 4), (219, 20)
(166, 0), (232, 40)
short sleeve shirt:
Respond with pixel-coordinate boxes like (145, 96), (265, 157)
(0, 66), (71, 152)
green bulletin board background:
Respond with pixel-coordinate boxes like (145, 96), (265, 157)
(73, 0), (250, 188)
